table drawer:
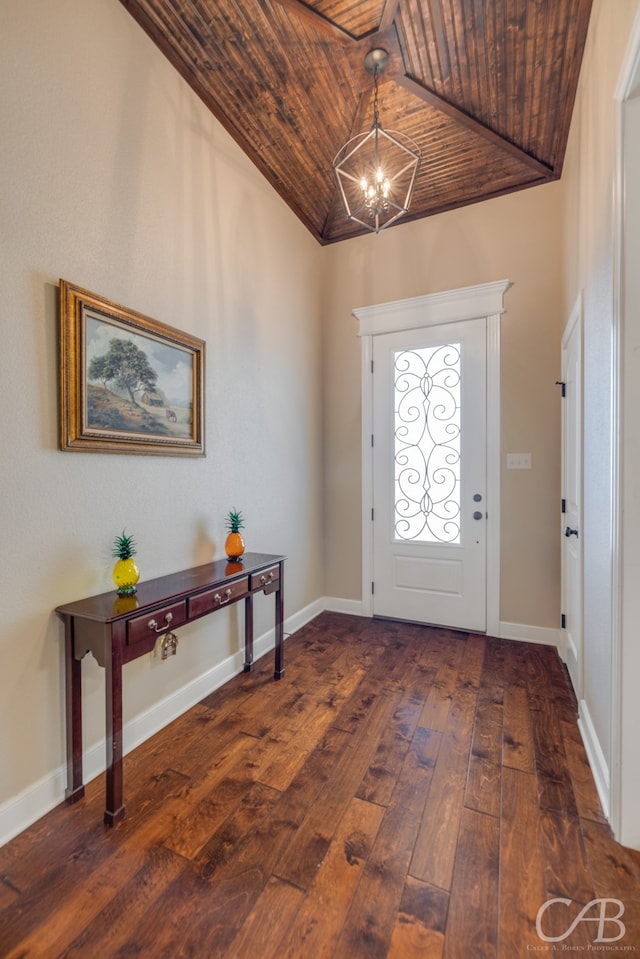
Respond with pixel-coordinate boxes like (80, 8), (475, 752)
(250, 565), (280, 591)
(189, 576), (249, 617)
(126, 600), (187, 646)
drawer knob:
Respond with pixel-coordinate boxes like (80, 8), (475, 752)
(260, 572), (274, 585)
(148, 612), (173, 633)
(214, 588), (233, 605)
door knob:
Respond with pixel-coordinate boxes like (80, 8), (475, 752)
(564, 527), (579, 537)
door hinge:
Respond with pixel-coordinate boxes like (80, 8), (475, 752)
(371, 434), (374, 447)
(561, 498), (566, 514)
(561, 613), (566, 629)
(555, 380), (566, 397)
(371, 359), (374, 373)
(371, 581), (375, 595)
(371, 507), (374, 521)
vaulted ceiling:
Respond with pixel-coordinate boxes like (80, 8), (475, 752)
(120, 0), (593, 244)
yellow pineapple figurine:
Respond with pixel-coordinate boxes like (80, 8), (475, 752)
(112, 530), (140, 595)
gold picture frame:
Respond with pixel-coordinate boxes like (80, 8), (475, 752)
(59, 280), (205, 456)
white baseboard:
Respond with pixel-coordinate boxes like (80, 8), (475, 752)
(499, 621), (561, 647)
(320, 605), (562, 646)
(324, 596), (364, 616)
(285, 597), (325, 633)
(578, 698), (611, 820)
(0, 600), (322, 849)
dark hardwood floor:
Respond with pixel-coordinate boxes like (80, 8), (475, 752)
(1, 612), (639, 958)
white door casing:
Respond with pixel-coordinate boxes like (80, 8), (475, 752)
(371, 319), (487, 630)
(561, 294), (584, 699)
(354, 280), (511, 636)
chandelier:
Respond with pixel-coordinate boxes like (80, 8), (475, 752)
(333, 49), (421, 234)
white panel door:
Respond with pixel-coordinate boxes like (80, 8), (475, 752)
(561, 300), (583, 697)
(372, 318), (487, 631)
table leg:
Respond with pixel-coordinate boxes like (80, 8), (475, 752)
(244, 594), (254, 671)
(64, 616), (85, 804)
(104, 623), (125, 826)
(274, 562), (285, 679)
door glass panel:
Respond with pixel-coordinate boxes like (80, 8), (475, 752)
(394, 344), (461, 543)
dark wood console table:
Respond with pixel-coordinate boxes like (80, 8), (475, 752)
(55, 552), (285, 826)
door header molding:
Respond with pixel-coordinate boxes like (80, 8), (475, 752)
(353, 279), (513, 337)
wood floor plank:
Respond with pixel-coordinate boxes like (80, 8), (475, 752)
(502, 682), (535, 773)
(410, 685), (478, 890)
(1, 612), (636, 959)
(161, 734), (260, 860)
(257, 669), (366, 792)
(524, 644), (577, 722)
(272, 797), (386, 959)
(464, 755), (501, 819)
(498, 767), (547, 958)
(195, 781), (283, 879)
(275, 689), (399, 890)
(143, 792), (310, 955)
(456, 634), (487, 689)
(443, 807), (500, 959)
(207, 680), (307, 743)
(502, 642), (530, 687)
(387, 878), (448, 959)
(0, 767), (188, 956)
(223, 875), (305, 959)
(529, 690), (579, 816)
(1, 778), (194, 958)
(478, 636), (505, 687)
(465, 682), (503, 818)
(356, 686), (431, 806)
(331, 726), (442, 959)
(0, 879), (20, 913)
(291, 633), (383, 689)
(539, 808), (595, 904)
(56, 845), (189, 959)
(418, 638), (466, 732)
(123, 702), (240, 786)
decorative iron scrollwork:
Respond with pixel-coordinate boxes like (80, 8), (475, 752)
(394, 344), (461, 544)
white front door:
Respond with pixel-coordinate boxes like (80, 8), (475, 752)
(561, 297), (583, 697)
(371, 318), (487, 631)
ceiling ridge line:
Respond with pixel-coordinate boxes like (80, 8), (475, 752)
(396, 73), (554, 179)
(271, 0), (356, 42)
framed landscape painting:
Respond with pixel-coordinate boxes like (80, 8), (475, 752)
(59, 280), (205, 456)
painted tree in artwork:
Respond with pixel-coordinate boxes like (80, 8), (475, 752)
(88, 338), (158, 405)
(88, 353), (112, 391)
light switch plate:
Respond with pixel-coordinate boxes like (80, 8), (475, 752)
(506, 452), (532, 470)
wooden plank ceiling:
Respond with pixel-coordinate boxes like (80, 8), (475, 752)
(120, 0), (593, 244)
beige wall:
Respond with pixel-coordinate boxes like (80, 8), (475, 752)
(0, 0), (323, 832)
(321, 183), (565, 629)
